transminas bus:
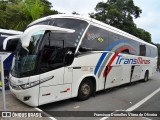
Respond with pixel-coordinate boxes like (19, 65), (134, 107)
(4, 15), (157, 106)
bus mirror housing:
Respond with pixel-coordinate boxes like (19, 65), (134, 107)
(3, 35), (21, 51)
(21, 25), (75, 48)
(65, 51), (74, 65)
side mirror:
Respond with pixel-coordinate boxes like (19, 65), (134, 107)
(6, 38), (19, 51)
(65, 51), (74, 65)
(3, 35), (21, 51)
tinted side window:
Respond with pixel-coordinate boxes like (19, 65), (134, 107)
(125, 39), (140, 55)
(108, 32), (122, 44)
(79, 25), (109, 52)
(140, 44), (146, 56)
(27, 20), (51, 29)
(151, 47), (158, 58)
(52, 18), (88, 48)
(146, 45), (151, 57)
(108, 33), (139, 55)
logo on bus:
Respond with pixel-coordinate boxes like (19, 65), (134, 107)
(116, 55), (150, 65)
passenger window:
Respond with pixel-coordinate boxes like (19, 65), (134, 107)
(146, 45), (151, 57)
(140, 44), (146, 56)
(151, 47), (158, 58)
(42, 32), (65, 62)
(108, 32), (121, 44)
(52, 18), (88, 49)
(79, 25), (109, 52)
(127, 40), (139, 55)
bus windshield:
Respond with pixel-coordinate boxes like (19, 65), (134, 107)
(11, 31), (45, 78)
(11, 18), (88, 78)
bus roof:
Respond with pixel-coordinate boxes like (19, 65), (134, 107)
(28, 14), (157, 49)
(0, 29), (22, 35)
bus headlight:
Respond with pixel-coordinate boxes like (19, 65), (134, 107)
(19, 76), (54, 89)
(20, 81), (39, 89)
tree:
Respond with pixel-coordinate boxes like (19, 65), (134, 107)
(0, 0), (58, 30)
(25, 0), (44, 20)
(90, 0), (151, 43)
(135, 28), (151, 43)
(72, 11), (79, 15)
(90, 0), (141, 25)
(0, 1), (30, 30)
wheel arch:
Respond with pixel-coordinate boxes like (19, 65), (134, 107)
(73, 74), (98, 97)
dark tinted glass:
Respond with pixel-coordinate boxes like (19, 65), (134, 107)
(79, 25), (109, 52)
(151, 47), (158, 58)
(27, 20), (51, 29)
(124, 39), (140, 55)
(108, 32), (139, 55)
(51, 18), (88, 48)
(146, 45), (151, 57)
(139, 44), (146, 56)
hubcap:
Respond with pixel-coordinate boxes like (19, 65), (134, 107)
(81, 83), (90, 96)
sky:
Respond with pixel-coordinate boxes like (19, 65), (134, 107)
(49, 0), (160, 44)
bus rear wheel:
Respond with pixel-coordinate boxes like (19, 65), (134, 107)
(77, 79), (93, 101)
(143, 71), (149, 82)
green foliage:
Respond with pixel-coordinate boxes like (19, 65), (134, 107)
(25, 0), (44, 20)
(72, 11), (79, 15)
(90, 0), (151, 43)
(0, 0), (58, 30)
(0, 1), (30, 30)
(135, 28), (151, 43)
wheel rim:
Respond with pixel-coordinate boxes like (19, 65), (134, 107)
(81, 83), (90, 97)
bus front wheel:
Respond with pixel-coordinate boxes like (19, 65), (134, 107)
(77, 79), (93, 101)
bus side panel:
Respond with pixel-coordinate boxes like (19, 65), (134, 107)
(39, 67), (64, 87)
(131, 65), (142, 82)
(71, 54), (100, 97)
(121, 65), (132, 84)
(104, 66), (123, 89)
(101, 65), (131, 89)
(39, 84), (72, 105)
(64, 67), (73, 84)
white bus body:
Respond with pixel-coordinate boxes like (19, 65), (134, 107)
(7, 15), (158, 106)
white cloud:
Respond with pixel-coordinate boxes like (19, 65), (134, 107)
(49, 0), (109, 16)
(134, 0), (160, 43)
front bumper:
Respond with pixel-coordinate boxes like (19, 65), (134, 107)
(9, 84), (39, 107)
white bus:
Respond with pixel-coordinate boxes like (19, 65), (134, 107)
(5, 15), (158, 106)
(0, 29), (22, 88)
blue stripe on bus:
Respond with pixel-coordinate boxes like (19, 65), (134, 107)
(3, 53), (14, 71)
(94, 52), (108, 75)
(94, 40), (126, 75)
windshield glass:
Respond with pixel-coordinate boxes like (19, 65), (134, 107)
(11, 31), (45, 77)
(11, 18), (88, 78)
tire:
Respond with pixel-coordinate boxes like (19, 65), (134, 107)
(143, 71), (149, 82)
(77, 79), (93, 101)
